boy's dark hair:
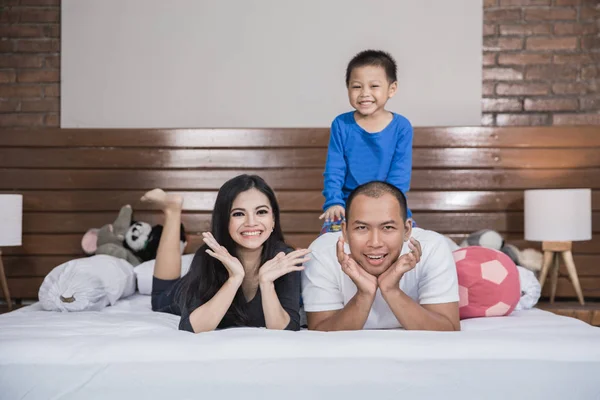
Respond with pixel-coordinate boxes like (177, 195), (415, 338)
(345, 50), (398, 86)
(345, 181), (408, 222)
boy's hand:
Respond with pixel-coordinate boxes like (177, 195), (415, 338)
(319, 205), (346, 222)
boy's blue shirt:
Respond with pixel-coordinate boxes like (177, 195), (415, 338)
(322, 111), (413, 217)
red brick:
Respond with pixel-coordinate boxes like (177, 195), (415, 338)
(582, 66), (598, 79)
(45, 113), (59, 127)
(484, 67), (524, 80)
(0, 114), (44, 127)
(579, 96), (600, 111)
(581, 35), (600, 51)
(496, 82), (550, 95)
(0, 55), (44, 68)
(0, 40), (14, 52)
(481, 114), (495, 126)
(0, 10), (20, 24)
(526, 36), (578, 50)
(44, 55), (59, 68)
(484, 0), (498, 7)
(498, 53), (552, 65)
(485, 9), (522, 21)
(524, 98), (578, 111)
(484, 23), (497, 36)
(20, 98), (59, 112)
(19, 8), (60, 23)
(553, 113), (600, 125)
(553, 54), (594, 64)
(0, 85), (43, 98)
(500, 0), (550, 5)
(17, 70), (59, 83)
(15, 39), (59, 53)
(496, 113), (550, 125)
(43, 84), (59, 97)
(525, 8), (577, 20)
(554, 22), (597, 35)
(0, 100), (20, 112)
(44, 24), (60, 38)
(483, 53), (497, 66)
(552, 82), (590, 94)
(0, 25), (44, 38)
(580, 6), (598, 21)
(526, 65), (578, 80)
(483, 82), (496, 96)
(21, 0), (61, 4)
(482, 98), (523, 112)
(554, 0), (580, 5)
(499, 23), (552, 35)
(0, 70), (17, 83)
(484, 37), (524, 51)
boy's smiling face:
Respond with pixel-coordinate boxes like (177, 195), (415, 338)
(347, 65), (397, 118)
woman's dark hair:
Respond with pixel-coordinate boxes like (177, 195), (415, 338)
(177, 174), (286, 326)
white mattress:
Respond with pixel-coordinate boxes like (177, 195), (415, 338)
(2, 293), (600, 400)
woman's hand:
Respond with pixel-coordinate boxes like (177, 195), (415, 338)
(258, 248), (311, 286)
(202, 232), (245, 281)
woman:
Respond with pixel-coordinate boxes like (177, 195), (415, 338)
(143, 174), (309, 333)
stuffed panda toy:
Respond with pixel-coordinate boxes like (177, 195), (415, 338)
(124, 221), (187, 262)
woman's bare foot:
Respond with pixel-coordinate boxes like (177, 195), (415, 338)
(141, 188), (183, 212)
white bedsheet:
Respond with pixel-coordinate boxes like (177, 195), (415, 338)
(1, 294), (600, 400)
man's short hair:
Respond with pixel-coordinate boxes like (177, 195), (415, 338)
(345, 50), (398, 86)
(345, 181), (408, 222)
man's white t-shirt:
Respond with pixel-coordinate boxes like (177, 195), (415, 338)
(301, 227), (459, 329)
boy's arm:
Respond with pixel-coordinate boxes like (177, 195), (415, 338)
(323, 118), (347, 210)
(386, 118), (413, 194)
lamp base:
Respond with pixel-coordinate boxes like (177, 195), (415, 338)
(538, 241), (585, 305)
(0, 250), (12, 311)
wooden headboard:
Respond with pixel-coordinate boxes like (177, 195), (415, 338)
(1, 126), (599, 301)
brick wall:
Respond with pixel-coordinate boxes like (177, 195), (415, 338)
(0, 0), (59, 128)
(1, 1), (598, 127)
(484, 0), (600, 125)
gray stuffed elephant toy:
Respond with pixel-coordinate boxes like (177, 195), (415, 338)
(81, 205), (142, 266)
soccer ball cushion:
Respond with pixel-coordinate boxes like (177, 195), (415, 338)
(453, 246), (520, 319)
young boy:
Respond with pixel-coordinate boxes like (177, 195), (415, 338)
(320, 50), (414, 233)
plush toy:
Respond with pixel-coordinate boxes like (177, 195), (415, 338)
(501, 243), (543, 274)
(81, 205), (142, 266)
(454, 246), (521, 319)
(460, 229), (543, 274)
(124, 221), (187, 263)
(460, 229), (504, 250)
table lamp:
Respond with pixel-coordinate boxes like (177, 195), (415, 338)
(524, 189), (591, 305)
(0, 194), (23, 311)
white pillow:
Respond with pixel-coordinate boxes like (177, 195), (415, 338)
(38, 255), (136, 312)
(134, 254), (195, 295)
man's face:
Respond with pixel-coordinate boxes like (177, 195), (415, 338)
(342, 193), (411, 276)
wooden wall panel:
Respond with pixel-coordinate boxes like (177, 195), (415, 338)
(1, 126), (599, 302)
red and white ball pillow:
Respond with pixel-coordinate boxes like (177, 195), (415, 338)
(453, 246), (520, 319)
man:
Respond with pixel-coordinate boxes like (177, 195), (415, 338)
(302, 181), (460, 331)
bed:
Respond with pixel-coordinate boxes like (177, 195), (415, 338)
(1, 293), (599, 400)
(1, 126), (600, 399)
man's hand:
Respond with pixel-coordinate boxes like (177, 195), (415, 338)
(378, 238), (422, 294)
(337, 236), (377, 296)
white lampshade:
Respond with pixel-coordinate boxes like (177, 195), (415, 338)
(0, 194), (23, 247)
(524, 189), (592, 242)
